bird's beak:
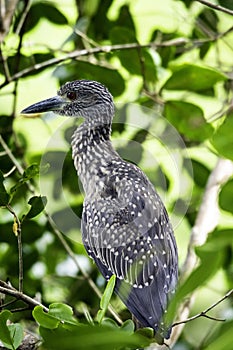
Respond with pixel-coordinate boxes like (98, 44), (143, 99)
(21, 95), (66, 115)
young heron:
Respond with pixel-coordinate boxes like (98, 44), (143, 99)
(21, 80), (178, 342)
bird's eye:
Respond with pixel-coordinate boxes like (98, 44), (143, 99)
(67, 91), (76, 100)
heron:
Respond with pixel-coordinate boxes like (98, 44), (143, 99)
(21, 79), (178, 343)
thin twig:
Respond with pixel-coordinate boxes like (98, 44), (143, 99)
(0, 39), (188, 89)
(0, 134), (24, 175)
(0, 280), (48, 312)
(195, 0), (233, 16)
(172, 289), (233, 327)
(6, 205), (23, 293)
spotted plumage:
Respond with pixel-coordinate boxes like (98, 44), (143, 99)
(21, 79), (178, 341)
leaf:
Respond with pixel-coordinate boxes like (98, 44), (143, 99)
(33, 306), (60, 329)
(23, 164), (40, 180)
(24, 3), (68, 32)
(120, 320), (135, 333)
(205, 322), (233, 350)
(0, 171), (10, 206)
(163, 64), (227, 92)
(6, 324), (24, 350)
(40, 323), (150, 350)
(110, 27), (157, 82)
(211, 113), (233, 161)
(10, 164), (40, 194)
(25, 196), (47, 219)
(54, 61), (125, 97)
(49, 303), (78, 325)
(0, 310), (23, 350)
(96, 275), (116, 324)
(164, 100), (213, 141)
(0, 310), (14, 349)
(219, 180), (233, 214)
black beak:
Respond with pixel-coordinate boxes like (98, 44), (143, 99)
(21, 96), (66, 114)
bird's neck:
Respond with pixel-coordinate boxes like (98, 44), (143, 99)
(71, 121), (118, 196)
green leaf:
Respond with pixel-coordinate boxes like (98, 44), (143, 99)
(163, 64), (227, 92)
(6, 324), (24, 350)
(110, 27), (157, 82)
(0, 310), (23, 350)
(0, 171), (10, 206)
(49, 303), (78, 325)
(10, 164), (40, 194)
(33, 306), (60, 329)
(120, 320), (135, 333)
(164, 100), (213, 141)
(219, 180), (233, 214)
(96, 275), (116, 324)
(25, 196), (47, 219)
(205, 322), (233, 350)
(211, 113), (233, 160)
(23, 164), (40, 180)
(54, 61), (125, 97)
(40, 324), (150, 350)
(0, 310), (14, 349)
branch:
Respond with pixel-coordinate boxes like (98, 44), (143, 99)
(0, 280), (48, 312)
(172, 289), (233, 327)
(0, 38), (188, 89)
(195, 0), (233, 16)
(6, 205), (23, 293)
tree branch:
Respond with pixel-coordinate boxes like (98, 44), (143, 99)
(172, 289), (233, 327)
(195, 0), (233, 16)
(0, 280), (48, 312)
(0, 38), (188, 89)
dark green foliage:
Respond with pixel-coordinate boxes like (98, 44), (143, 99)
(0, 0), (233, 349)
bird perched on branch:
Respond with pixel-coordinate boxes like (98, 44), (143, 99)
(21, 79), (178, 342)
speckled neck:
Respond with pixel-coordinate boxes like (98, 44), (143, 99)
(71, 122), (118, 196)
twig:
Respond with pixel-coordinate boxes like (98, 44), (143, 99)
(0, 280), (48, 312)
(0, 134), (24, 175)
(195, 0), (233, 16)
(0, 38), (188, 89)
(172, 289), (233, 327)
(6, 205), (23, 293)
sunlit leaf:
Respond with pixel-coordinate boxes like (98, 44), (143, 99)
(211, 113), (233, 160)
(49, 303), (78, 325)
(163, 64), (227, 92)
(164, 100), (213, 141)
(0, 310), (23, 350)
(96, 275), (116, 323)
(33, 306), (60, 329)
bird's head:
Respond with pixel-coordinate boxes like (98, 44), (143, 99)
(21, 80), (114, 123)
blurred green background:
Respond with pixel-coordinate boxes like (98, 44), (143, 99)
(0, 0), (233, 349)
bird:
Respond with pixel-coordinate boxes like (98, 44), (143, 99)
(21, 79), (178, 343)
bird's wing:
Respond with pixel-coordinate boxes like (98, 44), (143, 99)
(81, 170), (178, 337)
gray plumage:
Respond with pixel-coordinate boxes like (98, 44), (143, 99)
(21, 80), (178, 341)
